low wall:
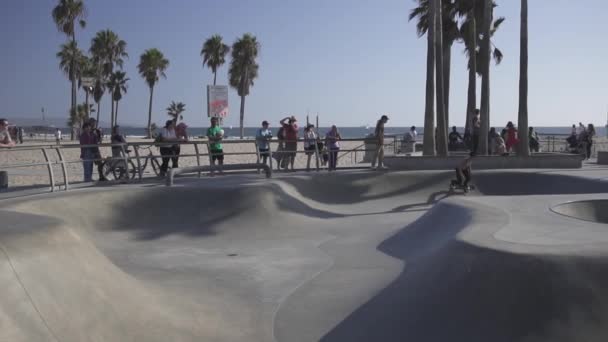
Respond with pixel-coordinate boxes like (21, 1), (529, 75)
(598, 151), (608, 165)
(383, 153), (584, 170)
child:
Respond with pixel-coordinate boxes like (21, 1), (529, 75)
(451, 152), (475, 192)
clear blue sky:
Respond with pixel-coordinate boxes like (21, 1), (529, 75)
(1, 0), (607, 128)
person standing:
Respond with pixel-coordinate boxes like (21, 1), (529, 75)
(174, 122), (189, 168)
(17, 127), (24, 144)
(582, 123), (596, 159)
(55, 128), (62, 145)
(449, 126), (464, 151)
(280, 116), (299, 171)
(529, 127), (540, 153)
(79, 122), (96, 182)
(505, 121), (519, 153)
(207, 117), (224, 175)
(488, 127), (499, 155)
(471, 109), (481, 154)
(256, 121), (272, 166)
(303, 124), (318, 171)
(372, 115), (389, 170)
(158, 120), (177, 177)
(0, 119), (16, 148)
(88, 118), (107, 182)
(325, 125), (342, 171)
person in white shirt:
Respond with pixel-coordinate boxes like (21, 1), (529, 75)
(256, 121), (272, 165)
(158, 120), (178, 176)
(404, 126), (417, 143)
(55, 128), (62, 145)
(0, 119), (16, 148)
(303, 124), (318, 171)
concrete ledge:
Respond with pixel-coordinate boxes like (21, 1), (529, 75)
(384, 153), (584, 170)
(166, 163), (271, 186)
(598, 151), (608, 165)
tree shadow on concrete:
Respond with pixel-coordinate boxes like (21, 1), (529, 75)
(280, 171), (453, 205)
(475, 172), (608, 196)
(320, 202), (608, 341)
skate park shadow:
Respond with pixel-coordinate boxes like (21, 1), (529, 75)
(475, 172), (608, 196)
(280, 171), (453, 204)
(320, 202), (608, 342)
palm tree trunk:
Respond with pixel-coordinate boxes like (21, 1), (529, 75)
(213, 71), (217, 86)
(111, 99), (115, 128)
(71, 73), (77, 140)
(434, 0), (447, 156)
(479, 0), (492, 155)
(465, 14), (477, 135)
(422, 0), (436, 156)
(96, 102), (100, 123)
(239, 95), (246, 139)
(85, 91), (90, 121)
(517, 0), (529, 156)
(147, 86), (154, 138)
(443, 42), (452, 133)
(115, 101), (119, 126)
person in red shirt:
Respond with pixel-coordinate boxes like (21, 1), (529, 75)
(280, 116), (299, 171)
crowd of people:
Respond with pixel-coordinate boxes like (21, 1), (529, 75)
(48, 111), (598, 182)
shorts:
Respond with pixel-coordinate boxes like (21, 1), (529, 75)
(259, 148), (269, 157)
(304, 145), (316, 155)
(210, 149), (224, 161)
(285, 141), (297, 158)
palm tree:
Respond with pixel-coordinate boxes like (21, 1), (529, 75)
(478, 0), (492, 155)
(517, 0), (529, 156)
(67, 103), (88, 136)
(458, 0), (504, 134)
(57, 41), (85, 139)
(138, 49), (169, 138)
(90, 29), (128, 126)
(229, 34), (260, 139)
(201, 35), (230, 85)
(409, 0), (460, 134)
(107, 71), (129, 126)
(166, 101), (186, 124)
(434, 0), (448, 156)
(92, 75), (105, 123)
(422, 0), (436, 156)
(52, 0), (87, 118)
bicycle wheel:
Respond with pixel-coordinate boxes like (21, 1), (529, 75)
(127, 160), (138, 180)
(149, 155), (161, 176)
(112, 160), (129, 180)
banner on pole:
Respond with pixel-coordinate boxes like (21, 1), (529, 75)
(207, 85), (229, 118)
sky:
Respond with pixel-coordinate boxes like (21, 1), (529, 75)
(1, 0), (607, 128)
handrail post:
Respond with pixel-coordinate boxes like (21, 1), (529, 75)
(254, 140), (261, 174)
(194, 142), (202, 178)
(206, 140), (214, 174)
(314, 139), (320, 171)
(268, 143), (274, 171)
(133, 143), (143, 182)
(120, 143), (129, 182)
(41, 148), (55, 192)
(54, 147), (69, 190)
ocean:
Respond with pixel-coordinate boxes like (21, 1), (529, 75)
(113, 126), (606, 139)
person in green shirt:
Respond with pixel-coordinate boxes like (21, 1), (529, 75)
(207, 117), (224, 174)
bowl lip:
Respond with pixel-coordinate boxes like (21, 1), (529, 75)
(550, 199), (608, 224)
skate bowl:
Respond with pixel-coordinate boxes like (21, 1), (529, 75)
(2, 170), (608, 341)
(551, 200), (608, 224)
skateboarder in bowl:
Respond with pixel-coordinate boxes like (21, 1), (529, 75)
(451, 152), (475, 192)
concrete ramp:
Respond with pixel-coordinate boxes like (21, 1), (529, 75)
(551, 200), (608, 224)
(1, 170), (608, 341)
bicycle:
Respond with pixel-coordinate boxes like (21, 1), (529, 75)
(102, 145), (161, 181)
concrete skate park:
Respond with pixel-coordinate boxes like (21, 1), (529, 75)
(2, 167), (608, 342)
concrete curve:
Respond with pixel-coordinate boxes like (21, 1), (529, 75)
(2, 170), (608, 341)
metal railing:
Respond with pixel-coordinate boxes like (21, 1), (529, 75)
(0, 137), (384, 193)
